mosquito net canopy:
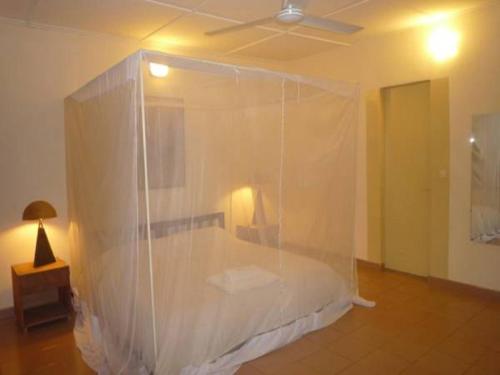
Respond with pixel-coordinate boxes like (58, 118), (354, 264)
(65, 50), (359, 375)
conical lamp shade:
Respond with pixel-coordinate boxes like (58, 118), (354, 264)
(22, 201), (57, 267)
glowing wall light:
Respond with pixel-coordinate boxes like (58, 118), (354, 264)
(232, 186), (255, 226)
(233, 187), (254, 208)
(428, 27), (460, 62)
(148, 62), (169, 78)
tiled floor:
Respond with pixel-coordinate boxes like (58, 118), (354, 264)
(0, 316), (93, 375)
(239, 265), (500, 375)
(1, 264), (499, 374)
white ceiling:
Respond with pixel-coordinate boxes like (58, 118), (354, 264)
(0, 0), (491, 61)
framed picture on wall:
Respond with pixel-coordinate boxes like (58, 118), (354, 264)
(141, 96), (186, 189)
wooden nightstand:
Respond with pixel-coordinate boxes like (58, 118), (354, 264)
(236, 224), (279, 247)
(11, 258), (72, 332)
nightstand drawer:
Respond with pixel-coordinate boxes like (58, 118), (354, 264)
(20, 268), (69, 294)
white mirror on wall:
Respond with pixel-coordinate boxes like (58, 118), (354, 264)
(470, 113), (500, 245)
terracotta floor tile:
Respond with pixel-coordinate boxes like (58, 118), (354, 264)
(305, 325), (346, 347)
(381, 304), (430, 326)
(453, 324), (500, 351)
(413, 351), (471, 375)
(361, 311), (413, 337)
(399, 363), (444, 375)
(396, 324), (450, 347)
(330, 314), (366, 334)
(464, 350), (500, 375)
(379, 336), (431, 362)
(419, 313), (464, 334)
(299, 349), (352, 375)
(236, 364), (266, 375)
(373, 289), (413, 309)
(378, 270), (413, 284)
(336, 349), (409, 375)
(266, 361), (322, 375)
(485, 299), (500, 312)
(395, 280), (432, 298)
(250, 337), (320, 374)
(346, 306), (377, 321)
(347, 325), (393, 347)
(466, 308), (500, 336)
(327, 334), (378, 362)
(420, 295), (485, 323)
(359, 283), (384, 298)
(395, 312), (463, 348)
(435, 334), (487, 364)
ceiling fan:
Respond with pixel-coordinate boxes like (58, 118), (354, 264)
(205, 0), (363, 36)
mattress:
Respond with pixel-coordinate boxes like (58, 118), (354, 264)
(86, 226), (352, 374)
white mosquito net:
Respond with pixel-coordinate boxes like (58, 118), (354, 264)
(65, 50), (359, 375)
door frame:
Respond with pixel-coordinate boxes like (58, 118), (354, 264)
(366, 78), (450, 278)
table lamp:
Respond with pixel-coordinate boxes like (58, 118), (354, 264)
(22, 200), (57, 267)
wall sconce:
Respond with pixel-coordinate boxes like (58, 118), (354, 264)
(22, 200), (57, 267)
(149, 62), (169, 78)
(428, 27), (460, 62)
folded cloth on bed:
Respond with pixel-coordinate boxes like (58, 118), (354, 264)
(207, 265), (281, 294)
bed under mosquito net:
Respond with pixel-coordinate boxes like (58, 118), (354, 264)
(64, 50), (361, 375)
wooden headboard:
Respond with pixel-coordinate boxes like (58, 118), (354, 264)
(149, 212), (225, 238)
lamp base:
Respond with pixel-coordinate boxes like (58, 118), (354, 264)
(34, 223), (56, 267)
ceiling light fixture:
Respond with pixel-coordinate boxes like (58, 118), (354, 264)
(428, 27), (460, 62)
(149, 62), (169, 78)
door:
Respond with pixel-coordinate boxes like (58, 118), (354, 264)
(383, 81), (430, 276)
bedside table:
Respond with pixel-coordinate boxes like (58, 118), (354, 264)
(236, 224), (279, 247)
(11, 258), (72, 332)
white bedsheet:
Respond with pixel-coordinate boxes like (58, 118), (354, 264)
(84, 226), (352, 374)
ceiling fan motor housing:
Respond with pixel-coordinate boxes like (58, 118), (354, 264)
(276, 5), (304, 24)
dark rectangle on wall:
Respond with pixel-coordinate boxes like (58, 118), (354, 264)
(142, 96), (186, 189)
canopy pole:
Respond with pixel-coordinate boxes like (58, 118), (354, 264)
(276, 78), (286, 328)
(139, 51), (159, 364)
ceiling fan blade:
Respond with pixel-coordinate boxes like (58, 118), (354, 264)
(205, 17), (275, 36)
(300, 15), (363, 34)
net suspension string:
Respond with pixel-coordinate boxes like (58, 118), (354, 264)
(139, 51), (159, 364)
(277, 78), (287, 330)
(350, 84), (361, 297)
(228, 67), (240, 233)
(118, 60), (146, 375)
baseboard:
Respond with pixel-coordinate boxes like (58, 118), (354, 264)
(356, 258), (384, 270)
(0, 306), (14, 320)
(357, 260), (500, 299)
(428, 276), (500, 300)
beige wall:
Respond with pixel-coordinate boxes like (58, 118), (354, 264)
(0, 19), (286, 310)
(2, 2), (500, 312)
(288, 3), (500, 291)
(0, 21), (140, 309)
